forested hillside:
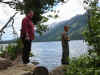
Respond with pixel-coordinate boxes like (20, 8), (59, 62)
(34, 13), (88, 41)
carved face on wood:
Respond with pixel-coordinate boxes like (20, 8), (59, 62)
(64, 26), (69, 32)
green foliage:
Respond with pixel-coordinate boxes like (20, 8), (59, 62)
(30, 52), (34, 57)
(69, 1), (100, 74)
(0, 39), (23, 60)
(36, 24), (48, 35)
(1, 0), (64, 35)
(83, 0), (100, 54)
(65, 52), (100, 75)
(0, 46), (6, 57)
(0, 44), (18, 60)
(0, 39), (34, 60)
(7, 44), (17, 60)
(21, 0), (63, 35)
(35, 16), (49, 35)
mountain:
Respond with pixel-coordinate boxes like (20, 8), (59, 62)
(34, 13), (88, 42)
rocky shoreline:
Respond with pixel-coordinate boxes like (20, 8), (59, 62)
(0, 57), (65, 75)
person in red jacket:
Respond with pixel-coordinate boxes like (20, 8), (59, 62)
(21, 10), (34, 64)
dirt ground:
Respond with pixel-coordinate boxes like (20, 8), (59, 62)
(0, 64), (36, 75)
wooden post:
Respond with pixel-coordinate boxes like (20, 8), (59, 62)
(61, 26), (69, 65)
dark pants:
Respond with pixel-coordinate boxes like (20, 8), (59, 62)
(22, 39), (32, 64)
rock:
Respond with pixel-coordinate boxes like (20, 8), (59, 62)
(12, 55), (23, 65)
(0, 57), (12, 70)
(0, 61), (67, 75)
(0, 64), (36, 75)
(21, 71), (33, 75)
(32, 66), (49, 75)
(50, 65), (66, 75)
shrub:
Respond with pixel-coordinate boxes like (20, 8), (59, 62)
(65, 51), (100, 75)
(0, 39), (34, 60)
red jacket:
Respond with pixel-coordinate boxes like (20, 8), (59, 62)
(21, 15), (34, 40)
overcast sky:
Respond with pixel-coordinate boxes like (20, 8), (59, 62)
(0, 0), (87, 40)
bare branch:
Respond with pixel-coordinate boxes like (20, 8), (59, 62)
(0, 12), (18, 40)
(0, 0), (3, 2)
(12, 18), (18, 38)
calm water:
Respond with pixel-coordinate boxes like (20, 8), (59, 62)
(30, 40), (88, 71)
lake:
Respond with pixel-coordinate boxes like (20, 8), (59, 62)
(30, 40), (88, 71)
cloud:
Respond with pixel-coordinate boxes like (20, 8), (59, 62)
(45, 0), (86, 27)
(56, 0), (86, 21)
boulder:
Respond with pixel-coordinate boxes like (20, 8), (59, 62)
(32, 66), (49, 75)
(0, 64), (35, 75)
(50, 65), (66, 75)
(0, 57), (12, 70)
